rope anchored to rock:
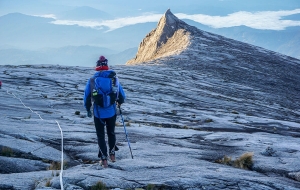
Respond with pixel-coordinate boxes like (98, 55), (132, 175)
(6, 89), (65, 190)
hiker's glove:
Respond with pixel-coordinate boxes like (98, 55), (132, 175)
(117, 102), (122, 107)
(87, 110), (92, 118)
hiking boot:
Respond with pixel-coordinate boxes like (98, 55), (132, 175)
(110, 154), (116, 162)
(109, 149), (116, 162)
(100, 159), (108, 168)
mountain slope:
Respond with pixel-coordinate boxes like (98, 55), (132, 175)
(183, 19), (300, 59)
(127, 9), (300, 66)
(108, 47), (138, 65)
(0, 62), (300, 189)
(127, 9), (300, 114)
(57, 6), (114, 20)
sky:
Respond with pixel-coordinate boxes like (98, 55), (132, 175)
(1, 0), (300, 31)
(0, 0), (300, 64)
(48, 9), (300, 31)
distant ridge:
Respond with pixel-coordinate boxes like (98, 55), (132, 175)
(58, 6), (114, 20)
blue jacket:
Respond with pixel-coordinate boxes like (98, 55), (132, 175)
(84, 70), (126, 119)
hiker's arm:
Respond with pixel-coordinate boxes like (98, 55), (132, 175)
(117, 83), (126, 105)
(83, 79), (92, 111)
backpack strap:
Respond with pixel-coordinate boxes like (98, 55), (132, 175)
(114, 77), (120, 101)
(90, 76), (105, 124)
(90, 77), (95, 104)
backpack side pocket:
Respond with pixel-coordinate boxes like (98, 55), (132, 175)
(109, 92), (117, 105)
(93, 90), (104, 107)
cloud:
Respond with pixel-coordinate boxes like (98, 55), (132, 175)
(50, 14), (162, 31)
(99, 14), (162, 31)
(48, 9), (300, 31)
(176, 9), (300, 30)
(51, 20), (105, 29)
(34, 14), (57, 19)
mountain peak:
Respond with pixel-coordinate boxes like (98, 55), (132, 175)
(156, 9), (186, 45)
(161, 9), (179, 26)
(126, 9), (190, 65)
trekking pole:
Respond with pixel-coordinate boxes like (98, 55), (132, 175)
(118, 105), (133, 159)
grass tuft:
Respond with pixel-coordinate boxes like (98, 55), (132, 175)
(216, 152), (254, 170)
(45, 179), (51, 187)
(91, 181), (107, 190)
(48, 160), (68, 170)
(233, 152), (254, 170)
(146, 184), (156, 190)
(221, 156), (232, 165)
(1, 146), (14, 157)
(48, 161), (60, 170)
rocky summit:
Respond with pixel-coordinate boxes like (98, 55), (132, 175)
(126, 9), (191, 64)
(0, 9), (300, 190)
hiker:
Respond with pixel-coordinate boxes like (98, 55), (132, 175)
(84, 55), (126, 168)
(0, 80), (2, 89)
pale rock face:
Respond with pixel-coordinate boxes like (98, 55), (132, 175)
(126, 9), (190, 65)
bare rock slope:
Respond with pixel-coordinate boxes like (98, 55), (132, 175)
(1, 63), (300, 190)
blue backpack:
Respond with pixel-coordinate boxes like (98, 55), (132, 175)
(90, 71), (119, 108)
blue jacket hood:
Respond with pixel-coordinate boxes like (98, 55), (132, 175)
(93, 70), (116, 78)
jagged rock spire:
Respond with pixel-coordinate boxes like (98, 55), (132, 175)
(156, 9), (182, 46)
(126, 9), (190, 65)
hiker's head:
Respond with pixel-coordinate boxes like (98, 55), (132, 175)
(97, 56), (108, 66)
(99, 56), (106, 62)
(96, 55), (109, 70)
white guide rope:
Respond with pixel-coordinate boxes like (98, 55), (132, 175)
(56, 120), (64, 190)
(10, 91), (43, 120)
(6, 90), (64, 190)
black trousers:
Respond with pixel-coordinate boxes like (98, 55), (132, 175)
(94, 115), (117, 159)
